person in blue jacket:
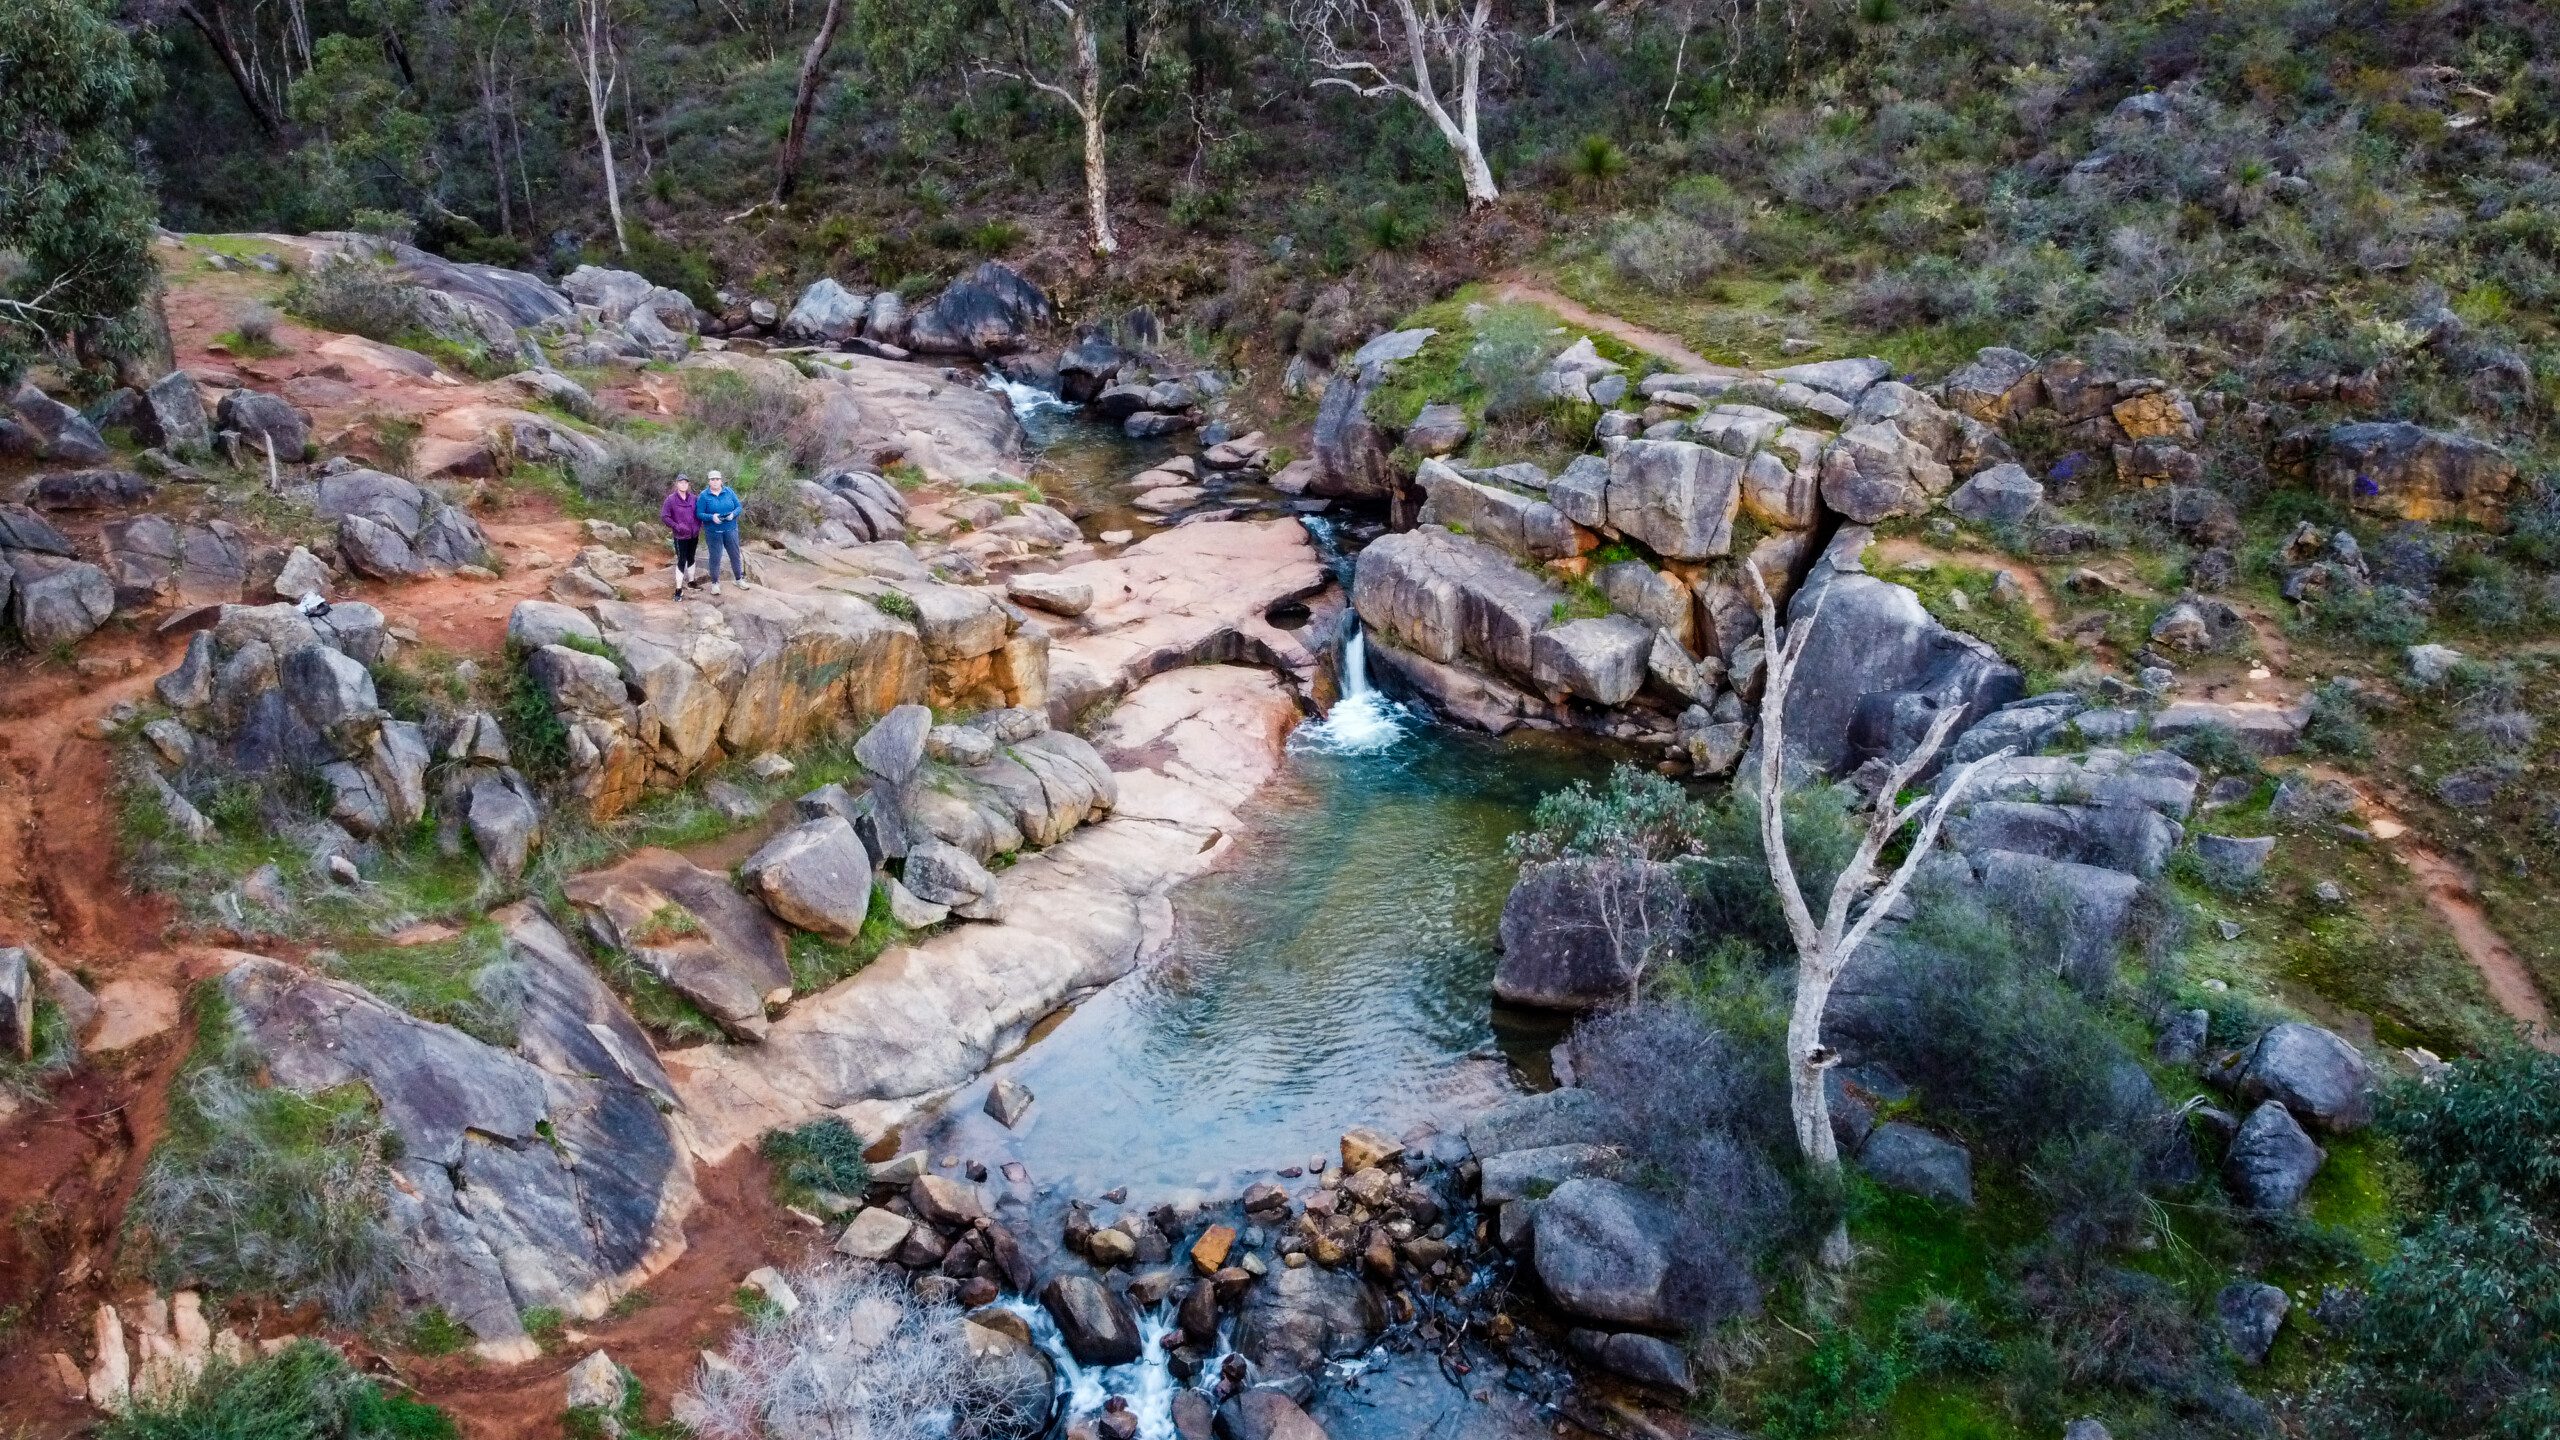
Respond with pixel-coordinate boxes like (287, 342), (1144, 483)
(694, 469), (747, 593)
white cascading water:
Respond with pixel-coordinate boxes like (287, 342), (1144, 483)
(987, 373), (1078, 421)
(1289, 620), (1408, 755)
(1000, 1298), (1237, 1440)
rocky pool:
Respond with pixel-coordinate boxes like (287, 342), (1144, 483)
(909, 694), (1610, 1206)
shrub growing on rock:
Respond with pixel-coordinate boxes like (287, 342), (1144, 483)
(1570, 1000), (1792, 1314)
(1848, 891), (2136, 1164)
(283, 257), (425, 345)
(681, 367), (811, 461)
(1608, 212), (1726, 296)
(2299, 1049), (2560, 1436)
(1464, 303), (1562, 422)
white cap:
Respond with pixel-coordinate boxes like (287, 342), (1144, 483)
(707, 469), (724, 482)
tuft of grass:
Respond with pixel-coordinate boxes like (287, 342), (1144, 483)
(400, 1308), (472, 1358)
(785, 883), (911, 993)
(127, 988), (401, 1326)
(1551, 577), (1612, 622)
(96, 1339), (456, 1440)
(1888, 556), (2075, 691)
(760, 1116), (872, 1207)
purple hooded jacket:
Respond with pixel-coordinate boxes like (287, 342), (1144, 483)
(660, 488), (702, 539)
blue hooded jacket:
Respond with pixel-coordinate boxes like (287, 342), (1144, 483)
(694, 484), (742, 534)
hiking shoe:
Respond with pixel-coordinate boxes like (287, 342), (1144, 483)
(711, 582), (723, 596)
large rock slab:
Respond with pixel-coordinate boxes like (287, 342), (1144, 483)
(739, 818), (874, 940)
(1235, 1259), (1380, 1379)
(1858, 1122), (1975, 1206)
(1774, 555), (2023, 777)
(1414, 461), (1586, 562)
(215, 389), (310, 459)
(666, 667), (1297, 1159)
(1039, 1274), (1141, 1365)
(780, 278), (870, 344)
(1219, 1390), (1331, 1440)
(2150, 701), (2308, 757)
(2229, 1022), (2373, 1133)
(7, 554), (114, 649)
(1605, 440), (1742, 560)
(1040, 520), (1325, 721)
(1531, 1178), (1700, 1328)
(715, 349), (1026, 485)
(1530, 615), (1653, 705)
(1311, 328), (1435, 500)
(1496, 859), (1686, 1011)
(1351, 527), (1556, 691)
(1971, 850), (2141, 992)
(902, 261), (1049, 357)
(9, 381), (110, 464)
(221, 906), (693, 1363)
(2225, 1099), (2324, 1210)
(1820, 420), (1953, 522)
(564, 848), (795, 1038)
(581, 588), (929, 814)
(1463, 1087), (1612, 1158)
(2306, 420), (2516, 528)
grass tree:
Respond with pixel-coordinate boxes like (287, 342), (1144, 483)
(1744, 569), (2011, 1269)
(1290, 0), (1502, 208)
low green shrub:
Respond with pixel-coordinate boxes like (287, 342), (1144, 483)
(283, 257), (425, 345)
(761, 1116), (872, 1202)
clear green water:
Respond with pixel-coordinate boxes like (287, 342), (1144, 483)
(911, 720), (1613, 1207)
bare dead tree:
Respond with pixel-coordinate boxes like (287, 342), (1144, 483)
(1743, 568), (2011, 1269)
(1588, 855), (1684, 1006)
(771, 0), (846, 203)
(982, 0), (1130, 255)
(568, 0), (630, 253)
(1289, 0), (1502, 207)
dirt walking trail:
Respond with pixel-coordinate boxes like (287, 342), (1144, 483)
(1492, 278), (1745, 378)
(2352, 793), (2557, 1051)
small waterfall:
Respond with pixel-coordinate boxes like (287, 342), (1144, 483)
(1002, 1298), (1236, 1440)
(1291, 618), (1407, 755)
(988, 372), (1077, 421)
(1290, 515), (1408, 755)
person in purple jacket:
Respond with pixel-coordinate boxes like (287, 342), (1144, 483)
(660, 473), (701, 598)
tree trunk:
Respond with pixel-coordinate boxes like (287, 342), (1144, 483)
(1453, 1), (1498, 207)
(576, 0), (629, 254)
(479, 58), (513, 236)
(178, 1), (288, 141)
(773, 0), (845, 203)
(1072, 6), (1116, 255)
(1786, 952), (1853, 1268)
(1455, 135), (1498, 207)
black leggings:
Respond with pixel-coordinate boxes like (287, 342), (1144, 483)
(674, 535), (698, 581)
